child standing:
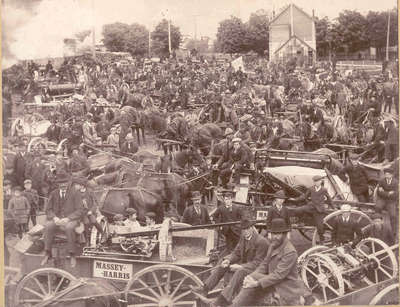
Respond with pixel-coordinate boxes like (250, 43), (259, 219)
(8, 186), (31, 238)
(22, 179), (39, 227)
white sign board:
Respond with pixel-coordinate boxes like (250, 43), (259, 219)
(93, 260), (133, 281)
(256, 210), (268, 220)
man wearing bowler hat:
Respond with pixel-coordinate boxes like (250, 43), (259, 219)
(290, 175), (332, 244)
(231, 218), (308, 306)
(41, 171), (85, 267)
(192, 217), (269, 306)
(266, 190), (291, 228)
(182, 191), (211, 226)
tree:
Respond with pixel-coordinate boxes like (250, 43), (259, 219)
(366, 9), (398, 57)
(151, 19), (182, 56)
(334, 10), (369, 53)
(215, 16), (247, 53)
(125, 23), (149, 56)
(245, 10), (270, 56)
(75, 30), (92, 42)
(185, 38), (209, 54)
(102, 22), (149, 56)
(102, 22), (132, 52)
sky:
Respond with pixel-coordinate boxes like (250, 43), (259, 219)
(2, 0), (398, 67)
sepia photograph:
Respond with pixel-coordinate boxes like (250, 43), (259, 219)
(2, 0), (399, 306)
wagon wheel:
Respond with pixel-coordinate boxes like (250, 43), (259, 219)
(297, 245), (330, 268)
(369, 282), (399, 305)
(14, 268), (77, 307)
(57, 138), (69, 154)
(311, 209), (372, 246)
(355, 238), (398, 284)
(124, 264), (203, 307)
(27, 137), (47, 153)
(300, 253), (345, 303)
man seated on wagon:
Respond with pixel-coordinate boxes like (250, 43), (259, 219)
(41, 171), (86, 267)
(265, 190), (291, 232)
(290, 175), (332, 244)
(191, 218), (269, 306)
(339, 160), (370, 203)
(230, 218), (312, 307)
(182, 191), (211, 226)
(69, 146), (89, 176)
(331, 204), (363, 248)
(82, 113), (101, 146)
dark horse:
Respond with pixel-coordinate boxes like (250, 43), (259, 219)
(97, 171), (191, 222)
(155, 148), (207, 174)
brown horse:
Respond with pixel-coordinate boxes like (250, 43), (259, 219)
(97, 171), (191, 222)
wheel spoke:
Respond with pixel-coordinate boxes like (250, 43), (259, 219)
(305, 268), (319, 279)
(357, 248), (370, 258)
(20, 298), (43, 303)
(172, 290), (192, 303)
(325, 283), (341, 296)
(324, 222), (333, 230)
(22, 286), (45, 299)
(151, 271), (164, 296)
(128, 290), (159, 303)
(374, 268), (379, 283)
(321, 284), (328, 302)
(137, 278), (160, 299)
(173, 301), (197, 306)
(379, 263), (394, 272)
(378, 267), (393, 279)
(32, 277), (47, 296)
(371, 242), (376, 254)
(127, 304), (159, 307)
(47, 273), (52, 295)
(53, 276), (66, 294)
(165, 269), (172, 294)
(171, 276), (188, 298)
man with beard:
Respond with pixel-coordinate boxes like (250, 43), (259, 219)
(231, 218), (308, 306)
(191, 218), (268, 306)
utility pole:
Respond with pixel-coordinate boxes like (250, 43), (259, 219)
(148, 30), (151, 58)
(168, 18), (172, 55)
(386, 9), (391, 61)
(91, 0), (96, 58)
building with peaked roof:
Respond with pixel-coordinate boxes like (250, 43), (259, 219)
(269, 3), (316, 65)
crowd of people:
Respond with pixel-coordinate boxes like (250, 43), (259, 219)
(3, 52), (399, 304)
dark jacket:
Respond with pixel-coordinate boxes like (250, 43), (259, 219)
(266, 205), (291, 228)
(13, 152), (27, 186)
(211, 204), (243, 236)
(226, 232), (269, 271)
(341, 164), (369, 195)
(182, 205), (211, 225)
(45, 185), (85, 221)
(331, 216), (362, 246)
(377, 177), (399, 200)
(250, 238), (307, 305)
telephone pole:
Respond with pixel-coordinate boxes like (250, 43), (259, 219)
(386, 9), (391, 61)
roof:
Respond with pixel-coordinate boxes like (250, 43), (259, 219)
(273, 35), (315, 55)
(269, 3), (314, 27)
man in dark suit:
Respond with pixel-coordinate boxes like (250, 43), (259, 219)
(182, 191), (211, 225)
(266, 190), (291, 228)
(192, 218), (269, 306)
(13, 142), (28, 187)
(41, 171), (85, 267)
(231, 218), (310, 306)
(340, 161), (370, 202)
(376, 168), (398, 244)
(211, 190), (243, 254)
(331, 204), (363, 247)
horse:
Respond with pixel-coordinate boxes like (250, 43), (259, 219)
(189, 123), (224, 155)
(155, 148), (206, 174)
(97, 171), (191, 222)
